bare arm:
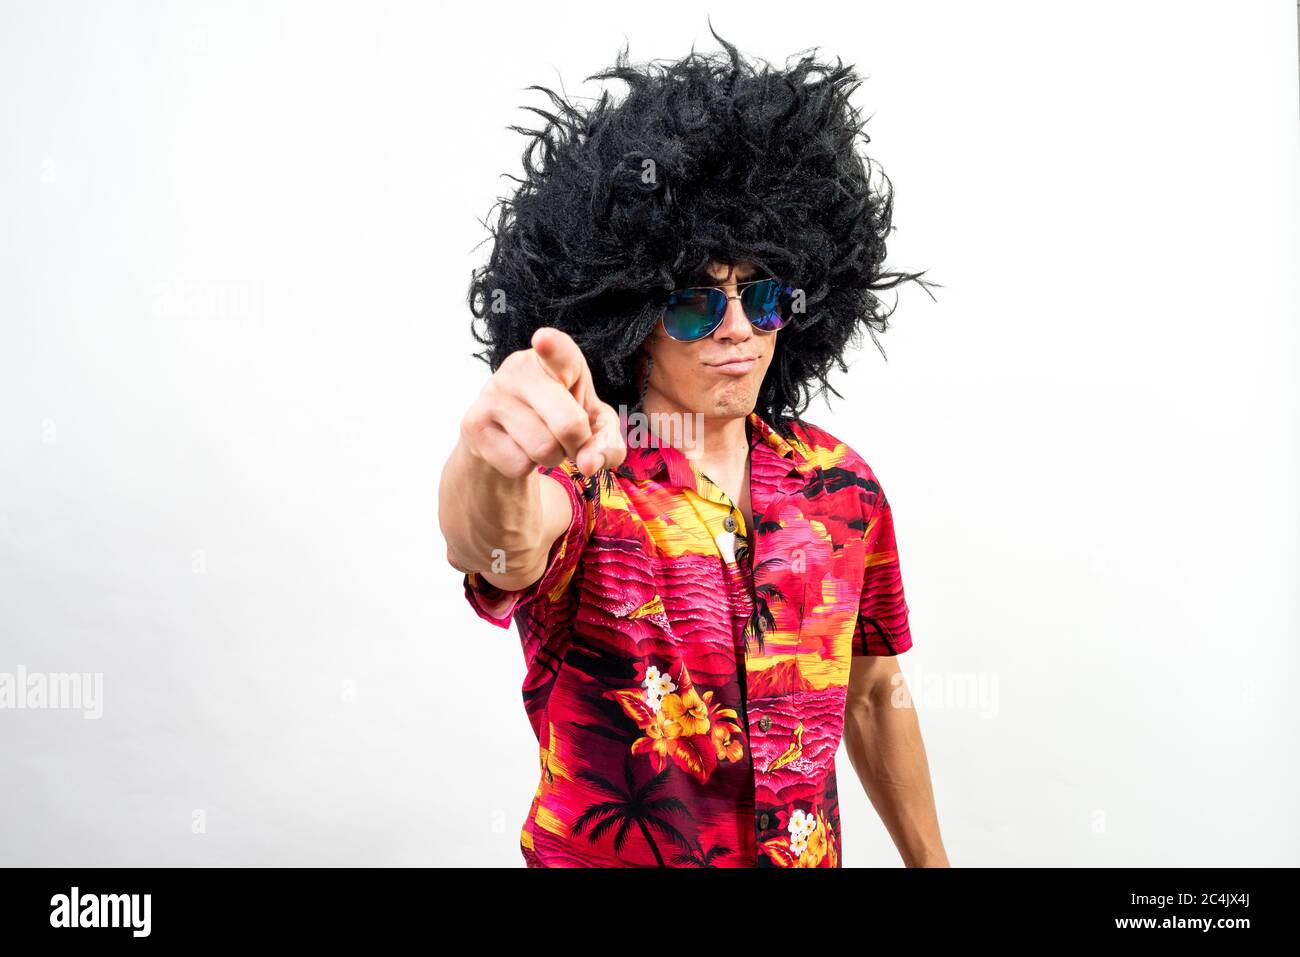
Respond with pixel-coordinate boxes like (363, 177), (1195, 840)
(439, 440), (573, 591)
(843, 655), (951, 867)
(438, 327), (626, 592)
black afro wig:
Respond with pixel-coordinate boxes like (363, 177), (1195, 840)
(467, 22), (936, 438)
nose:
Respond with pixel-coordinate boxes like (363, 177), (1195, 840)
(711, 291), (751, 342)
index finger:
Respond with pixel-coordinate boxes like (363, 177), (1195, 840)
(531, 327), (586, 393)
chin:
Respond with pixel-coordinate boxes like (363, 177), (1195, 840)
(703, 384), (759, 419)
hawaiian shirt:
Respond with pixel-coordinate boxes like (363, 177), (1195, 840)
(462, 411), (912, 867)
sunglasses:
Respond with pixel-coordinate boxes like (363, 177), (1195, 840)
(659, 277), (798, 342)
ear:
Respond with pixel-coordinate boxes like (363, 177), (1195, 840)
(633, 345), (655, 410)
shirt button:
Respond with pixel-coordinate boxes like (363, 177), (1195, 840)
(756, 618), (767, 634)
(759, 813), (769, 830)
(723, 514), (738, 533)
(758, 715), (771, 732)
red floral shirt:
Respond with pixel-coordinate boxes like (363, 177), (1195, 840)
(463, 411), (912, 867)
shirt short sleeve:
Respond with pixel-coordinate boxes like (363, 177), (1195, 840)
(853, 485), (913, 656)
(462, 460), (597, 629)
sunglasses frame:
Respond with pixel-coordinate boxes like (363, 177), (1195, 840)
(658, 276), (796, 342)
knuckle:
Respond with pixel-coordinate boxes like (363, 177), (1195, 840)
(461, 405), (490, 441)
(553, 410), (591, 446)
(528, 436), (563, 463)
(500, 349), (531, 375)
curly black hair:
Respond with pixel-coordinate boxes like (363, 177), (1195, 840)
(467, 21), (936, 438)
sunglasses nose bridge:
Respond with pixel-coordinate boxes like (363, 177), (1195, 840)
(711, 292), (751, 339)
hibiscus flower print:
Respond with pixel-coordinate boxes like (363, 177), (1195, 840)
(604, 661), (746, 785)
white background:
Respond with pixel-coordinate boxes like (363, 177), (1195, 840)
(1, 0), (1297, 866)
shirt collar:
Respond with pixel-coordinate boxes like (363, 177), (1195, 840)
(617, 410), (808, 486)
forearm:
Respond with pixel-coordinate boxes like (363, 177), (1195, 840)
(438, 439), (550, 589)
(843, 682), (949, 867)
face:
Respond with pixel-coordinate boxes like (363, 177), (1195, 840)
(640, 260), (779, 421)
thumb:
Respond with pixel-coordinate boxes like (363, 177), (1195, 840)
(575, 400), (627, 476)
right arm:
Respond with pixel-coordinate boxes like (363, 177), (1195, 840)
(438, 327), (626, 592)
(439, 438), (573, 592)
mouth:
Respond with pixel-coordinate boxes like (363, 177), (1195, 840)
(704, 356), (757, 376)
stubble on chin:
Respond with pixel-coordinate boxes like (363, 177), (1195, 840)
(704, 379), (761, 420)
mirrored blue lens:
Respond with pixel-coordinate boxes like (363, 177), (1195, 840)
(741, 278), (792, 331)
(662, 288), (725, 341)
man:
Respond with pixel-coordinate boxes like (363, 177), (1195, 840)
(439, 28), (948, 867)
